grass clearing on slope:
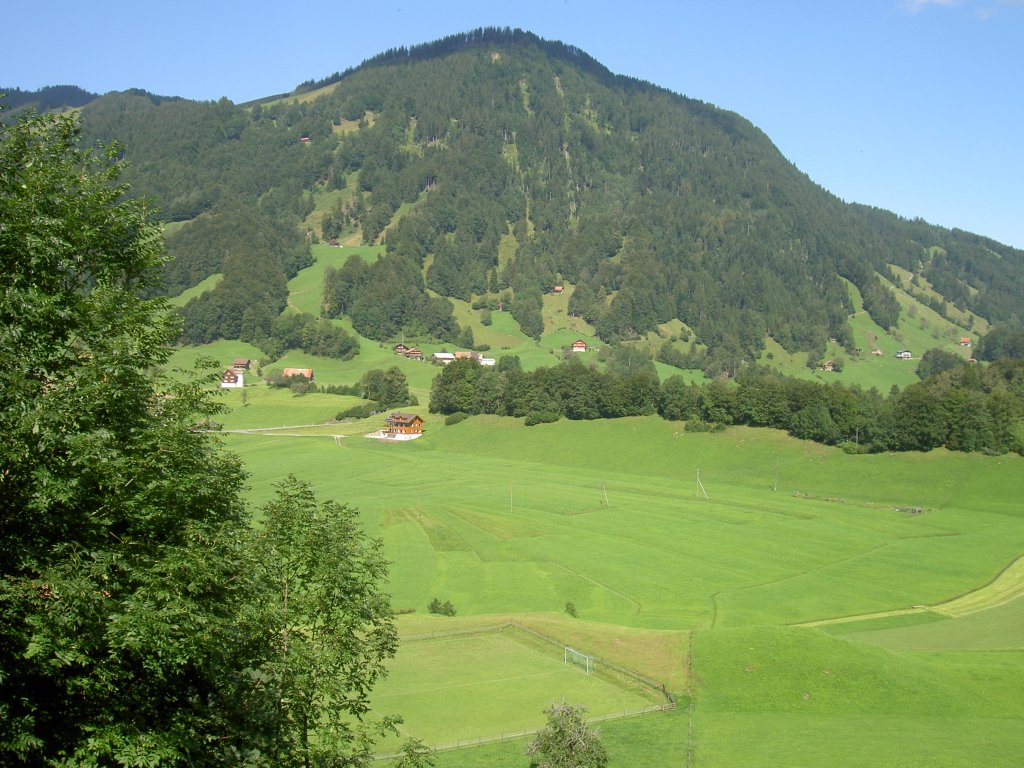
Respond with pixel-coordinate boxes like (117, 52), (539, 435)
(168, 272), (221, 307)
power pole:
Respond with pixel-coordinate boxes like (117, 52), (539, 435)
(696, 468), (709, 500)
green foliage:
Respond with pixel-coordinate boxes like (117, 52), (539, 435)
(322, 254), (460, 343)
(427, 351), (1024, 454)
(361, 366), (413, 408)
(978, 324), (1024, 362)
(526, 703), (608, 768)
(0, 108), (399, 767)
(427, 598), (457, 616)
(0, 107), (260, 765)
(391, 738), (436, 768)
(256, 475), (399, 765)
(916, 347), (965, 379)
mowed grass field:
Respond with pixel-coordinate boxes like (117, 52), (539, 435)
(213, 409), (1024, 766)
(369, 628), (660, 752)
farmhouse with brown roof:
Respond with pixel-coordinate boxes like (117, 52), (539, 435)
(365, 412), (425, 441)
(385, 412), (424, 435)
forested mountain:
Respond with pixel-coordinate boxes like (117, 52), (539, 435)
(38, 28), (1022, 372)
(0, 84), (98, 114)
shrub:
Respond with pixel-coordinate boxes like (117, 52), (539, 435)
(336, 403), (379, 420)
(427, 598), (456, 616)
(525, 410), (559, 426)
(444, 412), (469, 426)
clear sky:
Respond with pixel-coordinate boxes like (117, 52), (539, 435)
(6, 0), (1023, 248)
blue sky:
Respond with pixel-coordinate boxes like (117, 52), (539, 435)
(6, 0), (1023, 248)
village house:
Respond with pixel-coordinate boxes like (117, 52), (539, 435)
(393, 343), (409, 355)
(570, 339), (588, 353)
(895, 350), (912, 360)
(368, 411), (425, 441)
(385, 412), (424, 435)
(232, 358), (252, 371)
(404, 347), (424, 361)
(960, 337), (972, 347)
(432, 352), (457, 365)
(220, 369), (243, 389)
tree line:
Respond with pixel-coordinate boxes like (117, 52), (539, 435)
(429, 356), (1024, 455)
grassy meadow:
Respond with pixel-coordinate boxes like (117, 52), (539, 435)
(209, 410), (1024, 767)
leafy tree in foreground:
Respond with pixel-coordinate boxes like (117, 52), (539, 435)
(526, 703), (608, 768)
(0, 106), (253, 764)
(0, 108), (399, 766)
(257, 476), (399, 766)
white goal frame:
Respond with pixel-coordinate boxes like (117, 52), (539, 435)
(564, 646), (595, 674)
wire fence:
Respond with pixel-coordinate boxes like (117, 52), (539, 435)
(373, 621), (678, 761)
(373, 703), (675, 761)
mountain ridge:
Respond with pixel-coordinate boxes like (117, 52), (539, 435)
(11, 28), (1020, 374)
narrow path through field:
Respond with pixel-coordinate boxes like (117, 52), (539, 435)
(797, 554), (1024, 628)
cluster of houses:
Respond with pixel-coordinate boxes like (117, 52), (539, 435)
(392, 343), (424, 361)
(220, 360), (317, 389)
(429, 350), (496, 366)
(220, 358), (253, 388)
(394, 343), (498, 366)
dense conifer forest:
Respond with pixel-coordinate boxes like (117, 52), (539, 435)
(37, 27), (1018, 377)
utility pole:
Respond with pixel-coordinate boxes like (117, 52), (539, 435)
(696, 468), (709, 500)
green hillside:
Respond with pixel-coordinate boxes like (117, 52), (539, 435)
(62, 28), (1023, 382)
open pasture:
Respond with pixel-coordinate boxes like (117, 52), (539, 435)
(226, 417), (1024, 626)
(221, 414), (1024, 765)
(228, 419), (1024, 631)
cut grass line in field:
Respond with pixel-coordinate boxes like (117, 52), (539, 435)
(933, 555), (1024, 617)
(798, 555), (1024, 627)
(545, 559), (643, 613)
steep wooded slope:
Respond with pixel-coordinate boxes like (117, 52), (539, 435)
(69, 29), (1024, 369)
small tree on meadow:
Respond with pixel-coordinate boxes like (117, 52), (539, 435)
(526, 703), (608, 768)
